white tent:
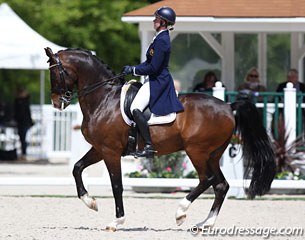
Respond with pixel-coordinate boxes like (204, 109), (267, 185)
(0, 3), (65, 70)
(0, 3), (67, 104)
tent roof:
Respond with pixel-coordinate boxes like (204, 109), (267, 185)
(0, 3), (66, 70)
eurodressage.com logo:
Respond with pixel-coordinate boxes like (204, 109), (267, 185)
(189, 225), (304, 238)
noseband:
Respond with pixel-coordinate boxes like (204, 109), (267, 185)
(49, 54), (73, 105)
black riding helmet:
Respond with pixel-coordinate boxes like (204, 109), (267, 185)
(154, 6), (176, 26)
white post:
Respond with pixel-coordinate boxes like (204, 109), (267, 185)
(41, 105), (53, 160)
(284, 82), (296, 147)
(39, 70), (45, 105)
(221, 32), (235, 91)
(221, 145), (245, 198)
(213, 81), (225, 101)
(70, 104), (91, 170)
(258, 33), (267, 87)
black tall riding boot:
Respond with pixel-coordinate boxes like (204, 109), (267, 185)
(132, 109), (155, 159)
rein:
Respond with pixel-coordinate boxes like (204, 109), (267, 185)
(77, 73), (126, 97)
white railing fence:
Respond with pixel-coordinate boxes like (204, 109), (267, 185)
(26, 104), (78, 160)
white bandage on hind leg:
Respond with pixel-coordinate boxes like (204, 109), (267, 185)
(176, 197), (191, 218)
(106, 216), (125, 231)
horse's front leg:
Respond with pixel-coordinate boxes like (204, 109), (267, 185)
(72, 147), (101, 211)
(104, 156), (125, 232)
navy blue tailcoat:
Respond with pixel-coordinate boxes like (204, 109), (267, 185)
(134, 30), (184, 116)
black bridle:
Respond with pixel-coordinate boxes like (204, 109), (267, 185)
(48, 54), (73, 105)
(49, 54), (125, 106)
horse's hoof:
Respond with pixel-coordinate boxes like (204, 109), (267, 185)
(91, 197), (98, 211)
(105, 226), (117, 232)
(203, 223), (214, 229)
(197, 223), (214, 231)
(80, 194), (98, 211)
(175, 197), (191, 226)
(105, 216), (125, 232)
(176, 214), (186, 226)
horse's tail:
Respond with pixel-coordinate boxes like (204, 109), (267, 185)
(231, 100), (276, 199)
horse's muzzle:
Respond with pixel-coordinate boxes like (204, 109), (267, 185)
(51, 93), (70, 110)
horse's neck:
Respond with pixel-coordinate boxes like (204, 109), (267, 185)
(78, 84), (121, 121)
(74, 55), (121, 121)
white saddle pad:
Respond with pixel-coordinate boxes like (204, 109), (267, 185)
(120, 80), (176, 126)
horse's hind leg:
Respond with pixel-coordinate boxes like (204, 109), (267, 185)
(176, 174), (215, 226)
(196, 164), (229, 229)
(176, 151), (215, 226)
(176, 149), (229, 228)
(103, 156), (125, 232)
(72, 147), (101, 211)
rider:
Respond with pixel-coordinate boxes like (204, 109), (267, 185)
(122, 6), (184, 159)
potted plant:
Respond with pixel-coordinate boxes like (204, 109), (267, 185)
(271, 113), (305, 193)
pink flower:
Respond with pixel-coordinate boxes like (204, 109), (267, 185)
(165, 167), (172, 172)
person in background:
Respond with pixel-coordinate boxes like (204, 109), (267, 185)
(276, 68), (305, 96)
(238, 67), (266, 92)
(193, 71), (218, 93)
(14, 86), (33, 160)
(273, 69), (305, 137)
(237, 67), (266, 102)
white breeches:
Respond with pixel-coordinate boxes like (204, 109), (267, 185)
(130, 81), (150, 113)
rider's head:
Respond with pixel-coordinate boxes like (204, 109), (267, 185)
(154, 6), (176, 31)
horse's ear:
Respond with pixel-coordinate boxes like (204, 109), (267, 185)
(45, 47), (55, 63)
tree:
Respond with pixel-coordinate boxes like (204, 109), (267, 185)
(0, 0), (150, 103)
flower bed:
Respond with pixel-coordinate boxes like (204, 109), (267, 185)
(126, 151), (193, 193)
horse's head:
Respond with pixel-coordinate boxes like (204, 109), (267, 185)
(45, 47), (77, 110)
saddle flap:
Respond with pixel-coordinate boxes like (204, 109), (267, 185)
(123, 81), (142, 119)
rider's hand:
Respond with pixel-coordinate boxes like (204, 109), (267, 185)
(122, 65), (134, 76)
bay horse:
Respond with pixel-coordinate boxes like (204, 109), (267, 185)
(45, 47), (276, 232)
